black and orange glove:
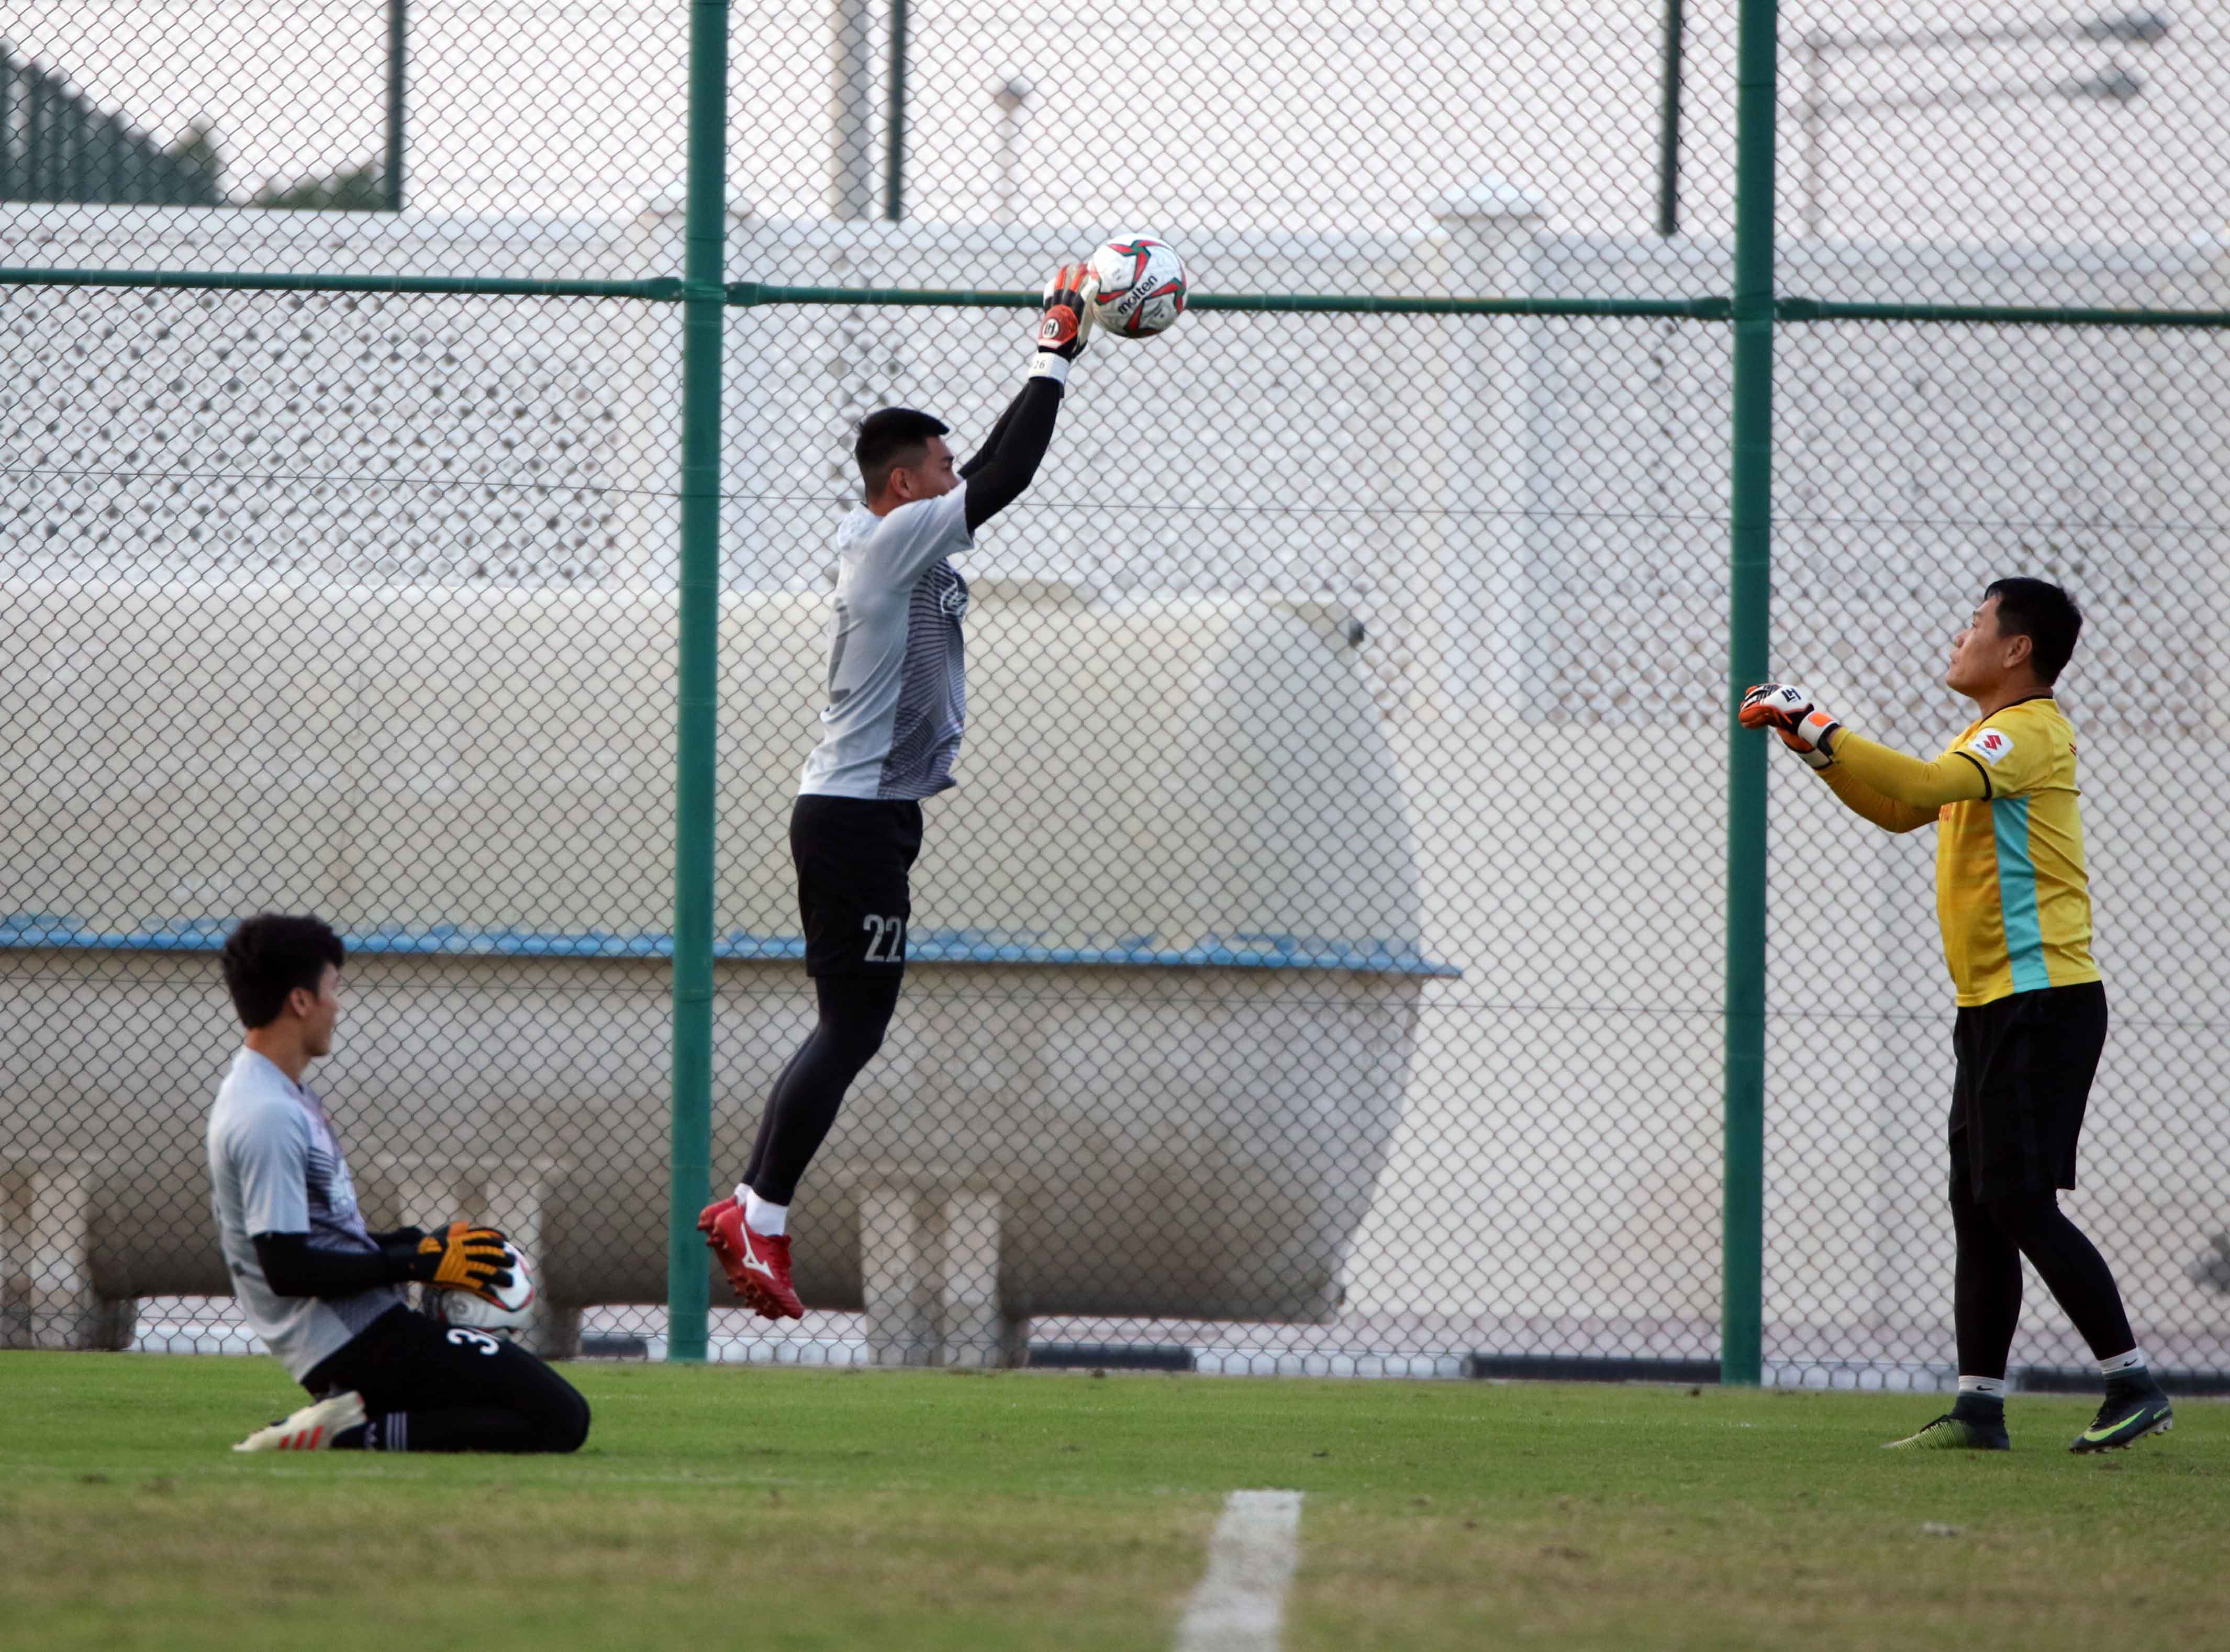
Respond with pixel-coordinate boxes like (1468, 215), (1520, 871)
(397, 1221), (513, 1301)
(1740, 681), (1843, 769)
(1031, 261), (1097, 376)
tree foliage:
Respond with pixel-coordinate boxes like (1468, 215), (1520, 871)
(252, 160), (391, 210)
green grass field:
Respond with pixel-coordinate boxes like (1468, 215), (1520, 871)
(3, 1353), (2225, 1651)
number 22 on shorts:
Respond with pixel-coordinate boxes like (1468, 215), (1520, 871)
(861, 914), (906, 964)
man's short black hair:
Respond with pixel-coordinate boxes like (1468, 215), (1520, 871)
(855, 407), (950, 499)
(220, 913), (345, 1029)
(1983, 576), (2083, 684)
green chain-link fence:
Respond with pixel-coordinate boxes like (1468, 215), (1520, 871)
(4, 0), (2226, 1386)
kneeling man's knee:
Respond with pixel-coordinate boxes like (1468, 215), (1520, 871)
(546, 1386), (590, 1453)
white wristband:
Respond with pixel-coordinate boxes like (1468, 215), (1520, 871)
(1028, 352), (1073, 385)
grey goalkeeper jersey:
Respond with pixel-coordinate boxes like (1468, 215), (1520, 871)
(206, 1048), (406, 1380)
(798, 484), (974, 800)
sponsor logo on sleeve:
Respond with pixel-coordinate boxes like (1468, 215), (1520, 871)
(1965, 728), (2014, 765)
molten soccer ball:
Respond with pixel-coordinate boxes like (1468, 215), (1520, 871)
(1088, 236), (1188, 339)
(424, 1243), (537, 1335)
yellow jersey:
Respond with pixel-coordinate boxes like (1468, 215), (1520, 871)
(1931, 695), (2100, 1007)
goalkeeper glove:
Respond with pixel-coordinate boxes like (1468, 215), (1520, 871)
(1739, 682), (1843, 769)
(1031, 261), (1096, 381)
(392, 1221), (514, 1302)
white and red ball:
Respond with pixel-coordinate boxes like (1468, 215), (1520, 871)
(424, 1243), (538, 1335)
(1088, 236), (1188, 340)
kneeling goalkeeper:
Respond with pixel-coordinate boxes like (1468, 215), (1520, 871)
(208, 912), (591, 1454)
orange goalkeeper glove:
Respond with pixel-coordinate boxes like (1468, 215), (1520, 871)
(402, 1221), (514, 1303)
(1740, 682), (1842, 769)
(1031, 261), (1097, 379)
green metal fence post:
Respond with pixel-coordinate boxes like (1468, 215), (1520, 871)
(883, 0), (908, 220)
(667, 0), (732, 1365)
(1722, 0), (1778, 1387)
(384, 0), (408, 212)
(1655, 0), (1685, 236)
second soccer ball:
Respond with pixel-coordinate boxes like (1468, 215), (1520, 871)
(1088, 237), (1188, 340)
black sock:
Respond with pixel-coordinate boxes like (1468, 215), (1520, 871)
(334, 1410), (549, 1453)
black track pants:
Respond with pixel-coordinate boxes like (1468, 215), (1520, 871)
(306, 1305), (590, 1453)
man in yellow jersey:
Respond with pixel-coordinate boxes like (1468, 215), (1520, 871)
(1740, 577), (2172, 1454)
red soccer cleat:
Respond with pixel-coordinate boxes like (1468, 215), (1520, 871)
(698, 1195), (742, 1286)
(701, 1199), (804, 1320)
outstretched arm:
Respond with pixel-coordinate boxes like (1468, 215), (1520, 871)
(962, 379), (1063, 532)
(1815, 763), (1941, 833)
(962, 261), (1094, 534)
(1738, 680), (1973, 835)
(252, 1222), (514, 1302)
(253, 1230), (406, 1299)
(1822, 729), (1989, 809)
(959, 387), (1026, 481)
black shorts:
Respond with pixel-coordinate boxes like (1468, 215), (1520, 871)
(304, 1305), (590, 1453)
(791, 794), (923, 977)
(1948, 980), (2108, 1203)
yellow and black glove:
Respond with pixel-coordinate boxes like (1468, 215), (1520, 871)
(399, 1221), (514, 1302)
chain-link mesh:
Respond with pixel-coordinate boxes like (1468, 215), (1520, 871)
(3, 1), (2225, 1385)
(1767, 317), (2230, 1383)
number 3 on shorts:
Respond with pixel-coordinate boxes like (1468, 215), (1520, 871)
(861, 913), (906, 964)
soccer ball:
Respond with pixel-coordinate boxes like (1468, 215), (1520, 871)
(423, 1243), (537, 1335)
(1088, 236), (1188, 340)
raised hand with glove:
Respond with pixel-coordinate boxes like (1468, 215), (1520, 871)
(1030, 261), (1097, 379)
(1738, 682), (1843, 768)
(957, 260), (1094, 533)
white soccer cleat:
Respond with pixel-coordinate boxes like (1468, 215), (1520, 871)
(232, 1390), (366, 1453)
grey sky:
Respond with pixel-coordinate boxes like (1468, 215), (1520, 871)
(7, 1), (2226, 249)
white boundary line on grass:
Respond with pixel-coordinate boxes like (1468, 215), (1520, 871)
(1174, 1488), (1304, 1652)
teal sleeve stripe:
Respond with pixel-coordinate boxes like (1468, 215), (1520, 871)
(1991, 797), (2054, 994)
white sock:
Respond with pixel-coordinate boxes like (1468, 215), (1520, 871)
(2099, 1348), (2147, 1377)
(1957, 1375), (2008, 1401)
(743, 1188), (788, 1238)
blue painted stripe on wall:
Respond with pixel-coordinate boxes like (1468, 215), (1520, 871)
(0, 914), (1460, 979)
(1992, 797), (2053, 994)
